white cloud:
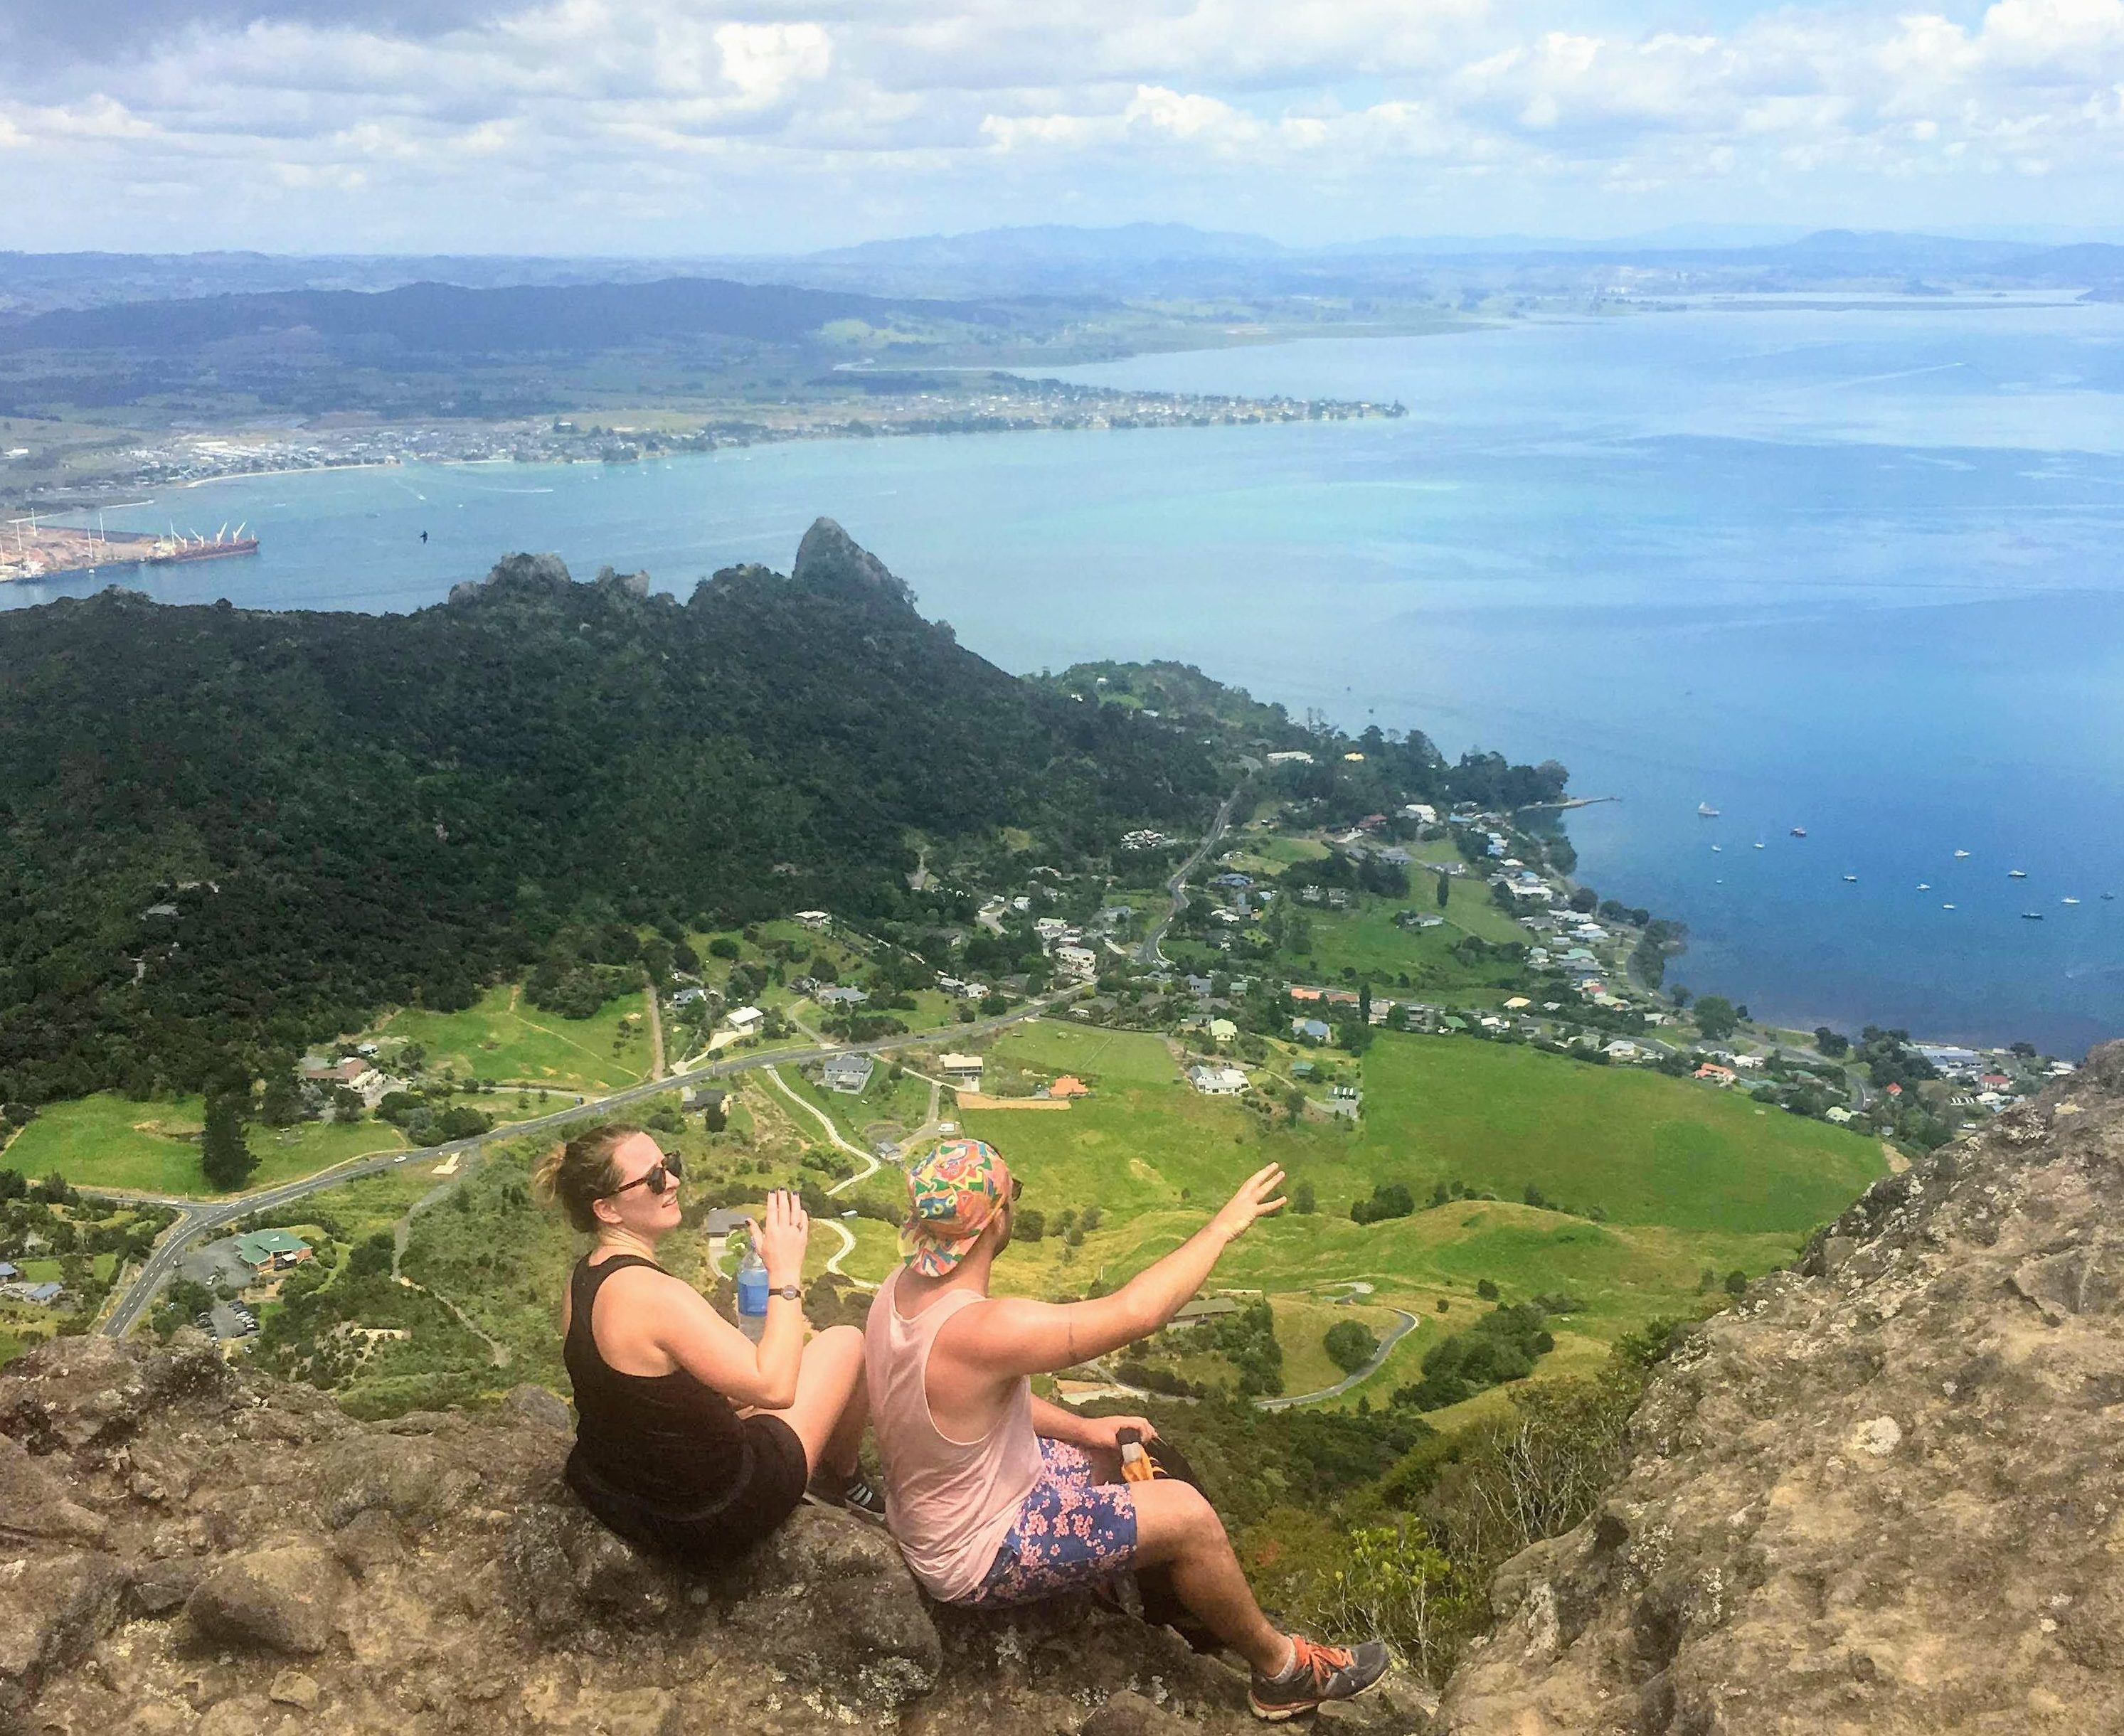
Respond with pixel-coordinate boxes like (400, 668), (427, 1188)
(0, 0), (2120, 248)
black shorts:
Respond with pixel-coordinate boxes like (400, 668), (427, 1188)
(566, 1413), (809, 1566)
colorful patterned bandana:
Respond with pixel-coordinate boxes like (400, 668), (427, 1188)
(900, 1138), (1014, 1276)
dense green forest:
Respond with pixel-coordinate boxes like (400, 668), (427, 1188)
(0, 521), (1220, 1102)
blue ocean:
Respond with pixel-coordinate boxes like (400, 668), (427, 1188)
(12, 303), (2121, 1052)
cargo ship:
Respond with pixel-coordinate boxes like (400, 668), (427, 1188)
(146, 523), (257, 565)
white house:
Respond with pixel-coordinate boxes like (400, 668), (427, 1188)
(1604, 1039), (1642, 1061)
(794, 910), (831, 931)
(1053, 944), (1099, 979)
(1189, 1064), (1249, 1096)
(726, 1006), (764, 1035)
(940, 1053), (984, 1089)
(1825, 1106), (1855, 1124)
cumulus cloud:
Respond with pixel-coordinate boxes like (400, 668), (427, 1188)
(0, 0), (2118, 249)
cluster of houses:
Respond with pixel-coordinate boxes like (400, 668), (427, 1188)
(0, 1261), (65, 1307)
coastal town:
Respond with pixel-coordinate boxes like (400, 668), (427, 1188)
(0, 375), (1403, 531)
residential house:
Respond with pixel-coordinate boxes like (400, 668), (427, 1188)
(1189, 1065), (1249, 1096)
(1264, 750), (1313, 765)
(1693, 1063), (1738, 1087)
(1209, 1018), (1238, 1043)
(1172, 1296), (1242, 1322)
(1053, 944), (1099, 979)
(0, 1262), (16, 1282)
(1825, 1106), (1855, 1124)
(671, 986), (708, 1009)
(940, 1053), (984, 1089)
(1046, 1076), (1090, 1100)
(822, 1053), (875, 1094)
(301, 1057), (381, 1095)
(701, 1208), (750, 1239)
(1211, 872), (1253, 890)
(726, 1006), (764, 1035)
(815, 985), (871, 1009)
(4, 1282), (64, 1306)
(794, 910), (832, 931)
(1398, 804), (1437, 824)
(1604, 1040), (1642, 1061)
(1733, 1054), (1766, 1071)
(1291, 1018), (1332, 1043)
(1376, 848), (1413, 868)
(234, 1230), (313, 1272)
(1503, 996), (1532, 1011)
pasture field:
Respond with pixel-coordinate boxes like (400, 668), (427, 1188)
(962, 1021), (1881, 1402)
(1290, 900), (1526, 991)
(370, 984), (651, 1091)
(3, 1096), (405, 1196)
(4, 1094), (208, 1193)
(979, 1022), (1184, 1090)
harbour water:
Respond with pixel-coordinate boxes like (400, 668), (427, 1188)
(10, 302), (2121, 1052)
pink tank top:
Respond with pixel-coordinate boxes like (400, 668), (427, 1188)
(864, 1265), (1045, 1601)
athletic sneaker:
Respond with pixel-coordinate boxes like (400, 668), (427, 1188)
(805, 1469), (888, 1525)
(1248, 1634), (1391, 1721)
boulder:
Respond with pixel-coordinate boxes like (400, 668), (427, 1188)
(723, 1505), (942, 1708)
(186, 1543), (349, 1657)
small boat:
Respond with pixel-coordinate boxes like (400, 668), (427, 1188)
(1697, 802), (1721, 818)
(2022, 911), (2044, 920)
(1953, 849), (1970, 859)
(1790, 826), (1807, 838)
(1753, 841), (1765, 850)
(1942, 902), (1956, 910)
(1917, 883), (1931, 891)
(1711, 844), (1723, 853)
(2008, 869), (2027, 879)
(2062, 897), (2081, 906)
(1842, 874), (1858, 883)
(2105, 893), (2117, 901)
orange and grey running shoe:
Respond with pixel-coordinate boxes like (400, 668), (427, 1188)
(1248, 1634), (1390, 1720)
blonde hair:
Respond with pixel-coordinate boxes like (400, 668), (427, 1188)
(532, 1123), (642, 1233)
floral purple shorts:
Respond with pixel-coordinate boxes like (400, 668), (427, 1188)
(967, 1439), (1140, 1608)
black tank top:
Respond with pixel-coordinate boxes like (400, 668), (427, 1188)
(563, 1252), (751, 1514)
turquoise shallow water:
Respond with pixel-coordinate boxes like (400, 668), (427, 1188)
(12, 304), (2122, 1052)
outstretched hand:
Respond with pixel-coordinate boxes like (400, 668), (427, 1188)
(1209, 1163), (1287, 1244)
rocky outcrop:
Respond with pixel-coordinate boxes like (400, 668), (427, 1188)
(0, 1336), (1424, 1735)
(791, 516), (917, 605)
(1436, 1041), (2124, 1735)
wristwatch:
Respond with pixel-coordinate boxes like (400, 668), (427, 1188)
(770, 1283), (802, 1303)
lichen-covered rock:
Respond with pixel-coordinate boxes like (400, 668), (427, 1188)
(187, 1543), (350, 1656)
(1435, 1040), (2124, 1735)
(0, 1334), (1401, 1736)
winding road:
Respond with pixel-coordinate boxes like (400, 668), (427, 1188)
(100, 989), (1087, 1339)
(1254, 1307), (1422, 1411)
(1137, 782), (1247, 967)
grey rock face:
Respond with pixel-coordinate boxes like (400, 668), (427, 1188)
(1436, 1040), (2124, 1735)
(187, 1543), (350, 1656)
(791, 516), (916, 605)
(0, 1335), (1417, 1736)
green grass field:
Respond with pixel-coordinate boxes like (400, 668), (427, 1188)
(371, 983), (651, 1090)
(980, 1023), (1184, 1090)
(959, 1021), (1884, 1398)
(4, 1094), (405, 1196)
(1291, 898), (1526, 990)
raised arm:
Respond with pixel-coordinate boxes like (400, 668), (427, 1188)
(940, 1163), (1286, 1380)
(655, 1190), (811, 1409)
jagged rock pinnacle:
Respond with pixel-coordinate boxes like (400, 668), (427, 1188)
(791, 518), (915, 605)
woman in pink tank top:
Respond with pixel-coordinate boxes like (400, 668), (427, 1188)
(864, 1139), (1390, 1722)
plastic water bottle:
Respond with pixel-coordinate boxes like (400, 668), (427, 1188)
(736, 1244), (769, 1343)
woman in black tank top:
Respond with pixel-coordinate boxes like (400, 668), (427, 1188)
(538, 1124), (871, 1563)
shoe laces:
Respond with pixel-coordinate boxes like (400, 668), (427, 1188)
(1290, 1635), (1352, 1682)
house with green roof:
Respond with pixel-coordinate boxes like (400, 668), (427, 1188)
(234, 1229), (313, 1272)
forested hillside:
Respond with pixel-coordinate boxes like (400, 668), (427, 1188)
(0, 521), (1218, 1102)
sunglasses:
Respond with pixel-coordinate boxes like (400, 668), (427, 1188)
(601, 1149), (685, 1200)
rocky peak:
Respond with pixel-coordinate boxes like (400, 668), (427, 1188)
(0, 1336), (1423, 1736)
(1436, 1040), (2124, 1735)
(790, 517), (916, 607)
(447, 551), (575, 607)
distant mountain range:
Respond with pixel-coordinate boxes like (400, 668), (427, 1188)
(6, 225), (2123, 320)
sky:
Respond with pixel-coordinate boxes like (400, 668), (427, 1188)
(0, 0), (2120, 254)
